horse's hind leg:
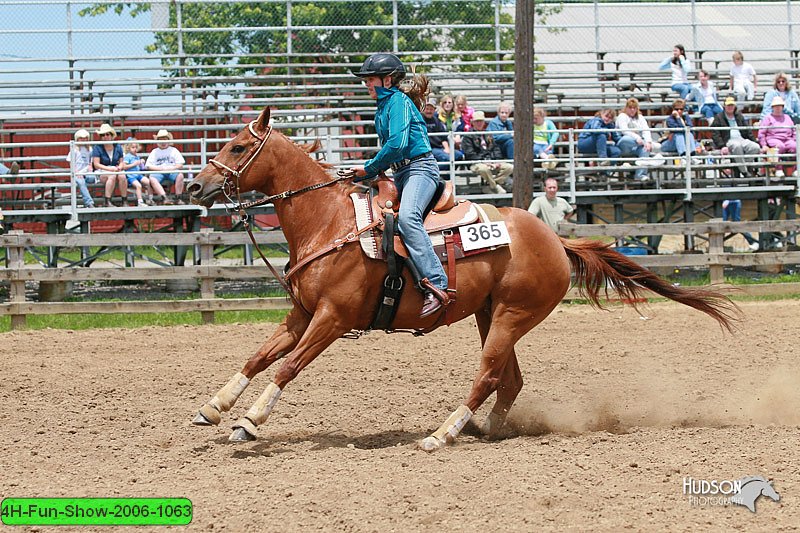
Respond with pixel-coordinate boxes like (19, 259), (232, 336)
(482, 350), (522, 438)
(419, 302), (533, 452)
(192, 308), (308, 426)
(461, 306), (523, 439)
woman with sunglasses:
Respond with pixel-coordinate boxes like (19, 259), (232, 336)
(661, 99), (698, 157)
(760, 72), (800, 124)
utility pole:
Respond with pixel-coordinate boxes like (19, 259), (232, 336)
(513, 0), (534, 209)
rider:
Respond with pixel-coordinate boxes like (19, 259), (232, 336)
(351, 53), (449, 318)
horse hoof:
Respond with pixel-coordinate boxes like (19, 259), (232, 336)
(229, 427), (256, 443)
(192, 412), (215, 426)
(418, 436), (445, 453)
(192, 403), (221, 426)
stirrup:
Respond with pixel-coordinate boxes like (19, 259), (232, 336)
(419, 278), (450, 307)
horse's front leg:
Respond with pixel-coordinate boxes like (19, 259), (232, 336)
(229, 309), (348, 442)
(192, 308), (309, 426)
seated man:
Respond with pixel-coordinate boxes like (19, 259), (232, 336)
(462, 110), (513, 194)
(422, 96), (463, 171)
(145, 129), (186, 204)
(711, 96), (761, 178)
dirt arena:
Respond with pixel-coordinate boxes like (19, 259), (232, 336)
(2, 299), (799, 531)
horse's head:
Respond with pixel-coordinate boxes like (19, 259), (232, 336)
(761, 482), (780, 502)
(189, 108), (272, 207)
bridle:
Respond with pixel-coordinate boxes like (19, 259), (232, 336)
(207, 119), (354, 316)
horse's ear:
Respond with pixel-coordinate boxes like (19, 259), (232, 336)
(255, 108), (271, 134)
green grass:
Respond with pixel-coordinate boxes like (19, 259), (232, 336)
(0, 309), (289, 332)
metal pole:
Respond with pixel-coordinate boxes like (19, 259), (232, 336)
(593, 0), (600, 55)
(176, 0), (186, 113)
(69, 140), (78, 221)
(67, 1), (74, 116)
(789, 0), (795, 51)
(691, 0), (698, 51)
(287, 0), (293, 79)
(495, 0), (503, 101)
(568, 129), (576, 205)
(392, 0), (399, 53)
(684, 125), (693, 202)
(200, 137), (207, 166)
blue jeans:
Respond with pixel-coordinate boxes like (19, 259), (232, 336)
(723, 200), (757, 244)
(394, 155), (448, 291)
(431, 147), (464, 171)
(151, 172), (178, 184)
(577, 134), (621, 161)
(700, 103), (723, 118)
(672, 83), (692, 98)
(495, 136), (514, 159)
(661, 132), (697, 156)
(76, 174), (97, 207)
(617, 135), (650, 179)
(534, 143), (552, 157)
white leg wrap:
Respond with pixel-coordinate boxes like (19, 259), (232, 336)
(242, 382), (282, 426)
(209, 372), (250, 413)
(419, 405), (473, 452)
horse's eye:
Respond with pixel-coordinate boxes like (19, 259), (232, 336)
(231, 145), (245, 154)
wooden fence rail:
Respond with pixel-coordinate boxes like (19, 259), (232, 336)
(3, 221), (800, 329)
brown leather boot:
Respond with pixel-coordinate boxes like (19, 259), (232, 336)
(420, 292), (442, 318)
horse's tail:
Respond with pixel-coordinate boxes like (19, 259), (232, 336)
(561, 237), (740, 332)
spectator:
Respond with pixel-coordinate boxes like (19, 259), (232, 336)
(534, 107), (559, 169)
(528, 178), (574, 232)
(687, 69), (723, 121)
(462, 110), (513, 194)
(437, 94), (458, 131)
(760, 72), (800, 123)
(487, 102), (514, 159)
(145, 129), (186, 204)
(577, 108), (621, 166)
(91, 123), (127, 206)
(661, 99), (699, 157)
(758, 96), (797, 178)
(422, 96), (463, 170)
(0, 160), (19, 176)
(0, 160), (19, 233)
(722, 199), (759, 251)
(711, 96), (761, 179)
(453, 95), (475, 133)
(65, 128), (96, 208)
(122, 138), (154, 206)
(729, 50), (757, 104)
(615, 97), (658, 181)
(658, 44), (693, 99)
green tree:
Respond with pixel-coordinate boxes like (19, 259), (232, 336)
(80, 1), (515, 83)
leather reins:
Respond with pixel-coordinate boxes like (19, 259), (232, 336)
(208, 120), (366, 317)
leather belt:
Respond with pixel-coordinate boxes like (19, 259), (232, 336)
(390, 151), (432, 172)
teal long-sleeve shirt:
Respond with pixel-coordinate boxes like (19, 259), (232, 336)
(363, 86), (432, 179)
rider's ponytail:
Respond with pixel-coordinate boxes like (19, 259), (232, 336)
(398, 73), (430, 111)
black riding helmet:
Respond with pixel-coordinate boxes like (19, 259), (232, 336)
(353, 53), (406, 80)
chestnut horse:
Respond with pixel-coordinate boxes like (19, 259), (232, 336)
(188, 108), (738, 452)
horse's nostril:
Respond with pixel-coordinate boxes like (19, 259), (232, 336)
(187, 182), (202, 195)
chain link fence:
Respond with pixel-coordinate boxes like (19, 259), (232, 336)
(2, 0), (515, 77)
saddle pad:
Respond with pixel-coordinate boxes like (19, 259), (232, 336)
(351, 192), (383, 259)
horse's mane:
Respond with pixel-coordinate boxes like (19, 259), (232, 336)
(293, 137), (334, 170)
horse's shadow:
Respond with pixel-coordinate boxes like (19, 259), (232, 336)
(207, 429), (431, 458)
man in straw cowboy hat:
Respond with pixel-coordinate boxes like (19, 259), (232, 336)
(145, 129), (186, 204)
